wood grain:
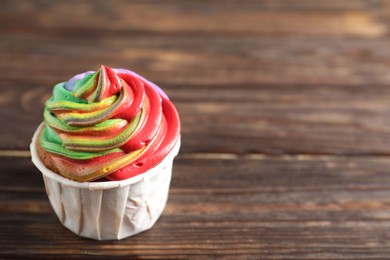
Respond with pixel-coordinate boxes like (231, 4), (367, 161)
(2, 156), (390, 259)
(4, 34), (390, 86)
(0, 0), (385, 37)
(2, 0), (390, 258)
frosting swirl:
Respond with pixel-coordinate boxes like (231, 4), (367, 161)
(40, 65), (180, 182)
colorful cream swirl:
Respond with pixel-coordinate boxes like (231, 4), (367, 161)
(40, 65), (180, 182)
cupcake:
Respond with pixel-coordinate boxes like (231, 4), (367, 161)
(30, 65), (181, 240)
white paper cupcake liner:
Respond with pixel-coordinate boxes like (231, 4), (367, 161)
(30, 124), (180, 240)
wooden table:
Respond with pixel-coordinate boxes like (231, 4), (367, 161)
(2, 1), (390, 258)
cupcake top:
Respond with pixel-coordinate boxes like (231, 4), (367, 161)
(40, 65), (180, 182)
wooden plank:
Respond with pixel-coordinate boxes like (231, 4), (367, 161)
(0, 0), (385, 37)
(2, 156), (390, 258)
(3, 35), (390, 86)
(3, 81), (390, 154)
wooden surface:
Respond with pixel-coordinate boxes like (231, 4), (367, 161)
(2, 0), (390, 259)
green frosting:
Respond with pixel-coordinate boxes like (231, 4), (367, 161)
(39, 66), (144, 160)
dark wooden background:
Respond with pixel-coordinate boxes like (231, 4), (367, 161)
(2, 0), (390, 259)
